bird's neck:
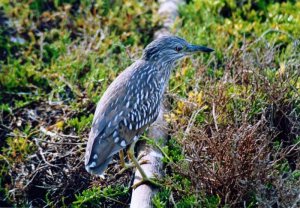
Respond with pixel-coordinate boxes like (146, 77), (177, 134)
(157, 60), (174, 77)
(155, 61), (174, 96)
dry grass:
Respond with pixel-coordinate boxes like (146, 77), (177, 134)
(1, 101), (132, 206)
(168, 39), (300, 207)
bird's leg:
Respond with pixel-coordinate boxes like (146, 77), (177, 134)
(117, 146), (148, 175)
(119, 150), (132, 169)
(118, 150), (135, 175)
(136, 152), (147, 161)
(127, 141), (162, 189)
(119, 149), (147, 168)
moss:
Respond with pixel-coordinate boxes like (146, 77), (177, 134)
(1, 0), (299, 207)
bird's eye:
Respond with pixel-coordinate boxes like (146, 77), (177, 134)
(175, 46), (183, 52)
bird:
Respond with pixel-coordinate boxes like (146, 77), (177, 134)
(85, 36), (213, 186)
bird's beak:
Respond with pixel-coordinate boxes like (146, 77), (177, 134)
(186, 44), (214, 53)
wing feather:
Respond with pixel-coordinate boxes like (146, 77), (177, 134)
(85, 60), (162, 176)
(85, 61), (146, 175)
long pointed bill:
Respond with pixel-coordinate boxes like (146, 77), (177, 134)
(187, 44), (214, 53)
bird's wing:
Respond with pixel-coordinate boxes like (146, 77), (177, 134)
(118, 65), (162, 144)
(85, 60), (163, 176)
(85, 65), (133, 166)
(85, 60), (150, 174)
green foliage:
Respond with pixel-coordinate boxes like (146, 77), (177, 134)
(1, 137), (36, 163)
(0, 103), (12, 113)
(0, 0), (159, 206)
(293, 170), (300, 180)
(152, 188), (171, 208)
(165, 138), (185, 163)
(176, 195), (198, 208)
(207, 196), (222, 208)
(0, 135), (37, 204)
(179, 0), (300, 53)
(0, 0), (158, 99)
(164, 0), (300, 207)
(0, 60), (47, 92)
(0, 0), (299, 207)
(275, 159), (291, 173)
(145, 136), (185, 164)
(67, 114), (93, 133)
(153, 188), (222, 208)
(167, 0), (300, 128)
(72, 186), (130, 207)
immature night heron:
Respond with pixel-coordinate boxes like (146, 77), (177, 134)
(85, 36), (213, 186)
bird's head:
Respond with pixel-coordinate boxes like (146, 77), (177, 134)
(142, 36), (214, 63)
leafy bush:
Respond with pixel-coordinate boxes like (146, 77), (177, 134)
(0, 0), (299, 207)
(160, 0), (300, 207)
(72, 186), (130, 207)
(0, 0), (159, 206)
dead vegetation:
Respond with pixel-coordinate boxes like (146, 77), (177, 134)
(2, 37), (298, 208)
(0, 100), (133, 207)
(167, 39), (300, 207)
(0, 1), (159, 206)
(1, 0), (299, 206)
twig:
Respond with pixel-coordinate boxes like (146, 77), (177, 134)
(33, 138), (60, 168)
(182, 107), (204, 142)
(167, 93), (198, 109)
(39, 126), (81, 142)
(212, 102), (219, 132)
(250, 29), (298, 48)
(169, 192), (178, 208)
(291, 194), (300, 208)
(59, 76), (83, 97)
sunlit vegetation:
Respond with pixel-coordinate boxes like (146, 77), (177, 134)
(0, 0), (299, 207)
(155, 0), (300, 207)
(0, 0), (159, 206)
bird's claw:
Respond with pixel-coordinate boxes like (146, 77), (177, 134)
(117, 160), (149, 175)
(137, 153), (147, 161)
(131, 177), (162, 189)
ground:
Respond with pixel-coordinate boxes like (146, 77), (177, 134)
(0, 0), (299, 207)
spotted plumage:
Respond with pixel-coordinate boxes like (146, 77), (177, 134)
(85, 36), (213, 175)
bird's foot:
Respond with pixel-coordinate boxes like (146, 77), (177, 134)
(117, 159), (149, 175)
(137, 152), (147, 161)
(131, 176), (162, 189)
